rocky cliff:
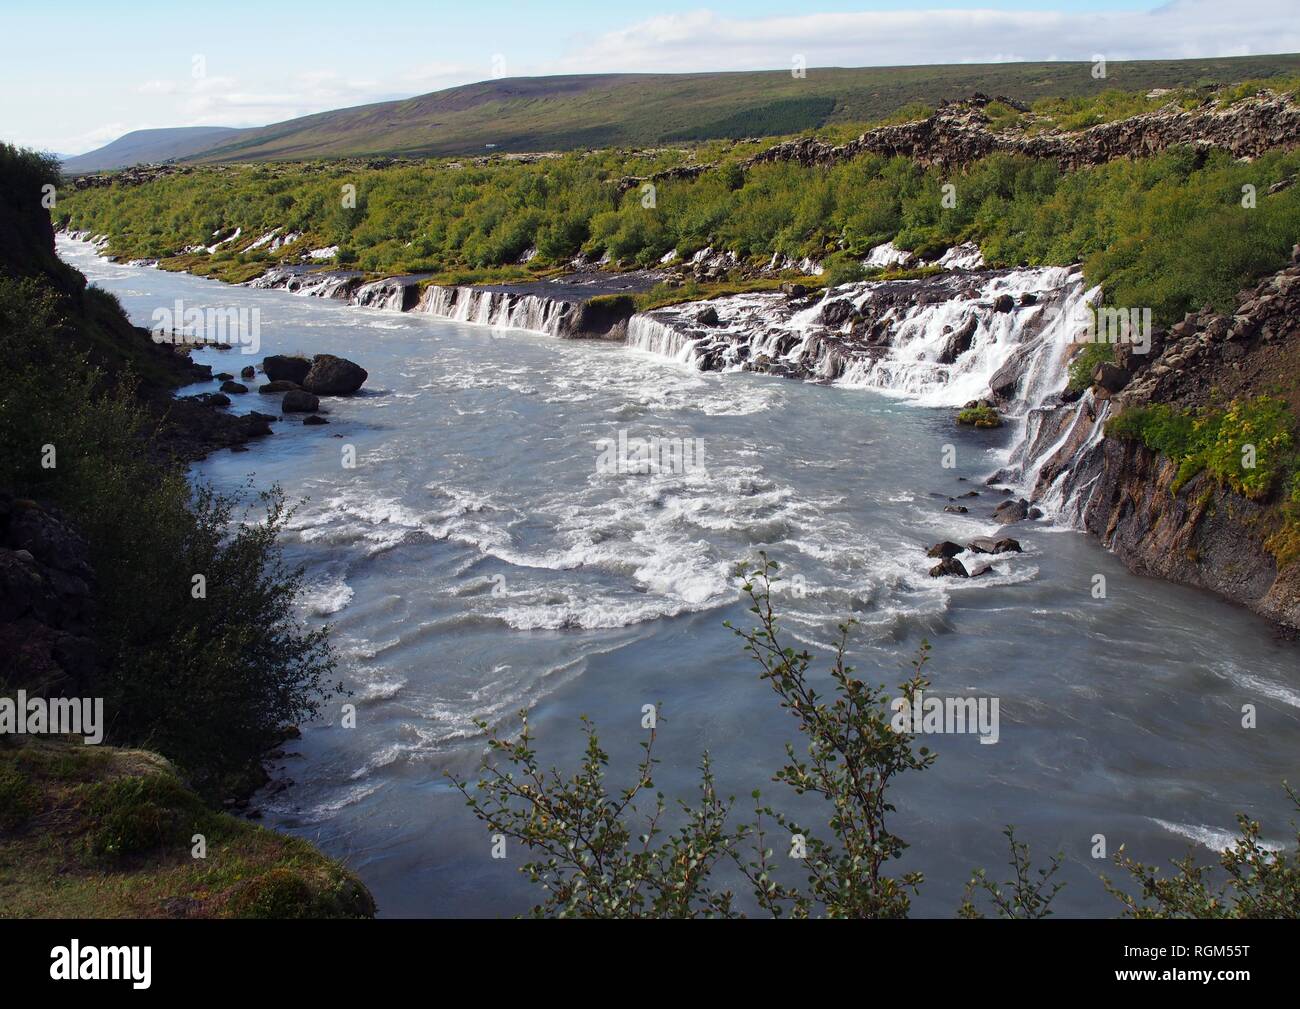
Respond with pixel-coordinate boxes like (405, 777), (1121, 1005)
(745, 90), (1300, 172)
(1022, 250), (1300, 630)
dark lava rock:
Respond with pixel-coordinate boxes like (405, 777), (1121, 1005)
(240, 365), (256, 379)
(929, 557), (969, 578)
(302, 354), (368, 395)
(818, 299), (857, 327)
(259, 380), (301, 394)
(281, 390), (320, 413)
(219, 380), (248, 394)
(967, 536), (1022, 554)
(303, 415), (329, 426)
(215, 372), (234, 381)
(993, 498), (1030, 525)
(938, 314), (979, 364)
(926, 541), (963, 559)
(1092, 361), (1131, 395)
(262, 355), (311, 384)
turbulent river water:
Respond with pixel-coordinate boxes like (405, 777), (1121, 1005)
(59, 237), (1300, 917)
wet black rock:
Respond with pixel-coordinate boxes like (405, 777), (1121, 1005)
(929, 557), (969, 578)
(219, 380), (247, 394)
(967, 536), (1022, 554)
(303, 415), (329, 426)
(926, 541), (963, 559)
(281, 390), (320, 413)
(993, 498), (1030, 524)
(259, 380), (301, 394)
(262, 355), (311, 384)
(302, 354), (368, 395)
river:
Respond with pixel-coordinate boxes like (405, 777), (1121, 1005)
(58, 236), (1300, 917)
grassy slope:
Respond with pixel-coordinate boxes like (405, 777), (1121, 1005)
(0, 739), (374, 918)
(192, 55), (1300, 162)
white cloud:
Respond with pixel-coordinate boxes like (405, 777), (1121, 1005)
(551, 1), (1300, 74)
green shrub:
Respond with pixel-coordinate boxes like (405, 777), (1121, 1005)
(1107, 398), (1297, 501)
(0, 764), (41, 829)
(956, 404), (1003, 428)
(1067, 342), (1115, 394)
(84, 774), (208, 859)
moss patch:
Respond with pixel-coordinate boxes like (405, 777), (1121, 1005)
(0, 738), (375, 919)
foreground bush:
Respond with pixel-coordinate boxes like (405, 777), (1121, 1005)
(0, 273), (339, 793)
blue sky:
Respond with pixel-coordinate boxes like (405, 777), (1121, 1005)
(3, 0), (1297, 154)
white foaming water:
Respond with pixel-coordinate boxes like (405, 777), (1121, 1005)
(56, 234), (1300, 919)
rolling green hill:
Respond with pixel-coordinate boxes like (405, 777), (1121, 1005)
(188, 54), (1300, 163)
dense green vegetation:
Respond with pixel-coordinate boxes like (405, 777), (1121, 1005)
(57, 130), (1300, 327)
(0, 271), (340, 795)
(1, 145), (340, 797)
(1108, 397), (1300, 565)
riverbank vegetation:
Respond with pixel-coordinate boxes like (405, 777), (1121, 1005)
(56, 123), (1300, 328)
(1, 146), (341, 798)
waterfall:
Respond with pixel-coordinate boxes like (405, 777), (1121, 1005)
(625, 315), (700, 364)
(416, 285), (573, 336)
(621, 264), (1110, 523)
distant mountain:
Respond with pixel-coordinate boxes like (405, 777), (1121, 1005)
(72, 53), (1300, 170)
(190, 54), (1300, 162)
(62, 126), (245, 173)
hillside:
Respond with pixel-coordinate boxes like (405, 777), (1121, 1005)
(74, 53), (1300, 168)
(63, 126), (242, 173)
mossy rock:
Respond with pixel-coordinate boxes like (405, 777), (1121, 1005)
(957, 405), (1003, 428)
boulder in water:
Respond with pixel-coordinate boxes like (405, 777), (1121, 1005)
(992, 293), (1015, 313)
(926, 541), (963, 559)
(281, 390), (320, 413)
(967, 536), (1022, 554)
(219, 380), (247, 394)
(303, 415), (329, 426)
(259, 380), (301, 394)
(303, 354), (368, 395)
(262, 354), (311, 384)
(929, 558), (969, 578)
(993, 498), (1030, 524)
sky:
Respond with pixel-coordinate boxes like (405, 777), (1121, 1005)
(3, 0), (1299, 154)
